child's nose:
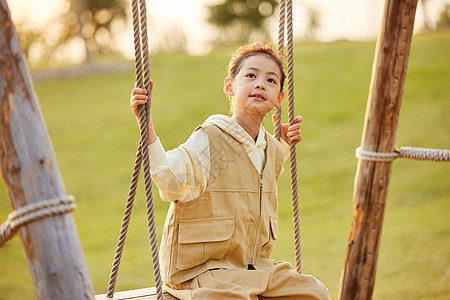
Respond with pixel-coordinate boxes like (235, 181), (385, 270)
(254, 82), (266, 90)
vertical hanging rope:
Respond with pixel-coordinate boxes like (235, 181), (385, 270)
(274, 0), (285, 141)
(106, 0), (163, 299)
(276, 0), (302, 274)
(137, 0), (164, 298)
(285, 0), (303, 273)
(106, 1), (143, 295)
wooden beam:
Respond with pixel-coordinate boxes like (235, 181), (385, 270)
(95, 288), (178, 300)
(0, 0), (94, 298)
(338, 0), (418, 299)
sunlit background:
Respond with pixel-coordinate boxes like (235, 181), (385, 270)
(8, 0), (450, 64)
(1, 0), (450, 299)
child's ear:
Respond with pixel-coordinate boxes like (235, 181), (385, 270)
(276, 91), (284, 108)
(223, 77), (233, 96)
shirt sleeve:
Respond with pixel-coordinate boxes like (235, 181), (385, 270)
(147, 129), (210, 203)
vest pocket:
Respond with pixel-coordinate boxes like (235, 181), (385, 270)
(177, 216), (235, 270)
(270, 216), (278, 239)
(260, 216), (278, 258)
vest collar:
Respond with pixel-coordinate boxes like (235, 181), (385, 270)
(202, 114), (267, 151)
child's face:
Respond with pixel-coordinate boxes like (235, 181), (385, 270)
(224, 54), (284, 119)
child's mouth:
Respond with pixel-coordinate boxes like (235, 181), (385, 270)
(250, 93), (266, 101)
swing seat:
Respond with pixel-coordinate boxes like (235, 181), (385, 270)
(95, 287), (179, 300)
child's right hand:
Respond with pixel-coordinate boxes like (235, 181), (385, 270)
(130, 80), (153, 119)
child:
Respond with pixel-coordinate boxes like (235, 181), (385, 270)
(130, 42), (329, 300)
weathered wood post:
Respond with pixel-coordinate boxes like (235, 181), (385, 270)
(0, 0), (94, 299)
(338, 0), (417, 299)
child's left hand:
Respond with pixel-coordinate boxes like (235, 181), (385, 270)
(272, 115), (303, 145)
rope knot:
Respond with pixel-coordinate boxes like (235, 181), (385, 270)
(0, 196), (76, 247)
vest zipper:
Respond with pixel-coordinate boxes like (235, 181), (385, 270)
(249, 173), (264, 265)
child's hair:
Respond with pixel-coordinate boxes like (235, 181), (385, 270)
(227, 42), (286, 93)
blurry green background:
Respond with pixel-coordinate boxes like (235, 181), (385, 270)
(0, 26), (449, 300)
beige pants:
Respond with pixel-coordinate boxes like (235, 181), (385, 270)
(165, 262), (330, 300)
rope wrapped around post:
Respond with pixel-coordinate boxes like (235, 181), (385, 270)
(0, 196), (76, 248)
(275, 0), (303, 273)
(356, 146), (450, 162)
(106, 0), (163, 299)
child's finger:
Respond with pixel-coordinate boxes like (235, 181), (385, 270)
(130, 99), (147, 106)
(288, 132), (303, 142)
(130, 100), (148, 113)
(288, 123), (301, 131)
(293, 115), (303, 123)
(132, 87), (147, 96)
(292, 135), (303, 142)
(131, 94), (148, 101)
(287, 129), (301, 136)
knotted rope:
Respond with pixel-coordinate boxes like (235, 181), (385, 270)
(0, 196), (75, 248)
(275, 0), (303, 273)
(356, 146), (450, 162)
(106, 0), (162, 299)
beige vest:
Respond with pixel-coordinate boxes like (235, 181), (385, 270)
(160, 124), (285, 286)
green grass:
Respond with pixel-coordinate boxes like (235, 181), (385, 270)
(1, 30), (449, 299)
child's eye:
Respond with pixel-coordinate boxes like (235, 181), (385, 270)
(268, 78), (276, 84)
(246, 73), (256, 78)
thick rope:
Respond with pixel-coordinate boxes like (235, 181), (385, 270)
(355, 147), (450, 162)
(137, 0), (164, 298)
(356, 146), (450, 162)
(273, 0), (285, 141)
(139, 0), (163, 300)
(0, 196), (75, 248)
(285, 0), (302, 274)
(275, 0), (302, 274)
(106, 0), (162, 298)
(106, 0), (144, 295)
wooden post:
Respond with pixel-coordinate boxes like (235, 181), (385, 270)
(0, 1), (94, 299)
(338, 0), (417, 299)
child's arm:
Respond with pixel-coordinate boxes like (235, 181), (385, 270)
(130, 81), (156, 145)
(129, 82), (209, 203)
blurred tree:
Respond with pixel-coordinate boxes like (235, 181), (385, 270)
(305, 6), (321, 42)
(14, 0), (127, 65)
(15, 22), (45, 60)
(420, 0), (432, 31)
(436, 4), (450, 30)
(60, 0), (128, 64)
(208, 0), (278, 44)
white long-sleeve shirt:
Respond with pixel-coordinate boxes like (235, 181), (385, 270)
(148, 114), (289, 202)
